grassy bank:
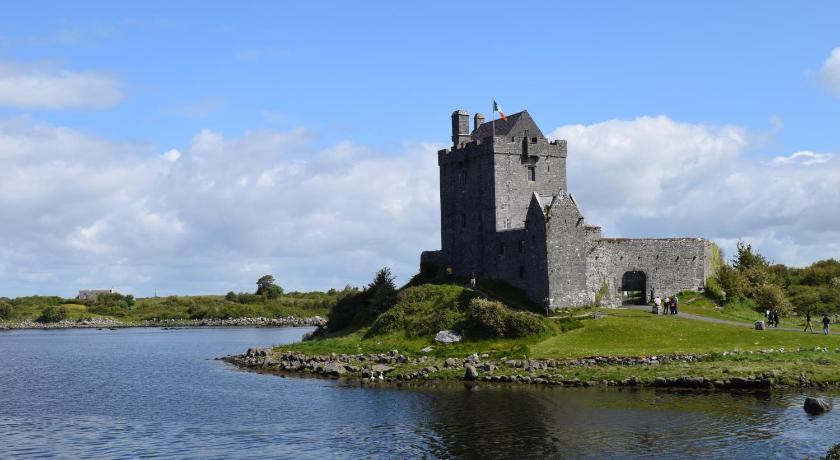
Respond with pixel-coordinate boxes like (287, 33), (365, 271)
(257, 282), (840, 388)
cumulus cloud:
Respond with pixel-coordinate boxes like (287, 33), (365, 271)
(820, 47), (840, 96)
(2, 113), (838, 297)
(0, 118), (439, 297)
(550, 117), (840, 267)
(0, 61), (122, 109)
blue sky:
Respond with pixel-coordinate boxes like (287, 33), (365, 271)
(1, 1), (839, 296)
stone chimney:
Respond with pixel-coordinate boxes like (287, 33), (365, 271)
(451, 109), (470, 147)
(473, 112), (485, 131)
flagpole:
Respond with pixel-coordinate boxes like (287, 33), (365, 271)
(491, 99), (495, 139)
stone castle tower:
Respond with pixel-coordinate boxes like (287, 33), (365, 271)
(422, 109), (717, 308)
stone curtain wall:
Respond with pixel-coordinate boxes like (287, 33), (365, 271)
(585, 238), (710, 307)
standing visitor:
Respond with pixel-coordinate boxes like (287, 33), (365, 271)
(469, 271), (476, 289)
(765, 309), (770, 321)
(672, 294), (679, 315)
(804, 311), (813, 333)
(654, 295), (662, 315)
(446, 266), (454, 284)
(823, 314), (831, 335)
(773, 310), (780, 328)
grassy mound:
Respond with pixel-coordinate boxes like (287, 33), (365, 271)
(360, 284), (556, 340)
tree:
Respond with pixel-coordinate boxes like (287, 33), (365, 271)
(734, 241), (769, 271)
(39, 305), (68, 323)
(256, 275), (283, 299)
(0, 300), (13, 319)
(754, 283), (791, 317)
(368, 267), (398, 315)
(225, 291), (237, 301)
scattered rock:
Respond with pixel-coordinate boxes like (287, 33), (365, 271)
(804, 397), (832, 415)
(420, 346), (434, 353)
(435, 330), (462, 344)
(464, 365), (479, 381)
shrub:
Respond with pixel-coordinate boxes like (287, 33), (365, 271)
(0, 300), (13, 319)
(464, 298), (556, 339)
(365, 284), (475, 338)
(754, 283), (791, 316)
(225, 291), (237, 301)
(704, 275), (725, 302)
(39, 305), (67, 323)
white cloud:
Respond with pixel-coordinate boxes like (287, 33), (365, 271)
(0, 61), (122, 109)
(2, 113), (838, 297)
(770, 150), (833, 166)
(550, 117), (840, 267)
(0, 118), (440, 297)
(820, 47), (840, 96)
(162, 148), (181, 162)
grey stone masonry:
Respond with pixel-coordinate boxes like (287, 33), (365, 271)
(422, 109), (717, 309)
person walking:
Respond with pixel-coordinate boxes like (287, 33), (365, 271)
(653, 295), (662, 315)
(469, 271), (476, 289)
(804, 311), (813, 333)
(823, 314), (831, 335)
(672, 294), (679, 315)
(768, 310), (777, 328)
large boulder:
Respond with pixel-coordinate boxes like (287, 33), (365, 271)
(435, 330), (462, 344)
(804, 397), (832, 415)
(323, 361), (346, 376)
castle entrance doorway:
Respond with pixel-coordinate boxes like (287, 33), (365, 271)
(621, 271), (646, 305)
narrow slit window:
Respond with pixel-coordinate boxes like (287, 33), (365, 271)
(498, 242), (505, 256)
(519, 240), (525, 253)
(528, 165), (536, 182)
(461, 213), (467, 228)
(519, 266), (526, 279)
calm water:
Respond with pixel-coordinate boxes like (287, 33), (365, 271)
(0, 327), (837, 459)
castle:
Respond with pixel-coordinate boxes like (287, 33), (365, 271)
(421, 109), (716, 308)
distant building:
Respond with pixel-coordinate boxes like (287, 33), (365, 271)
(77, 289), (112, 301)
(421, 109), (717, 308)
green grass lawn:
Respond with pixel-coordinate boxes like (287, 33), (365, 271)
(678, 292), (802, 329)
(281, 305), (840, 362)
(529, 308), (840, 358)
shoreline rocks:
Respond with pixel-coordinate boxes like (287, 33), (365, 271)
(0, 316), (325, 330)
(223, 347), (840, 390)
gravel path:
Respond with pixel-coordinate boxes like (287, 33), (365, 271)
(621, 305), (839, 335)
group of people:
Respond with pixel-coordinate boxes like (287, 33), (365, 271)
(767, 309), (833, 335)
(652, 295), (679, 315)
(764, 309), (781, 328)
(803, 311), (832, 335)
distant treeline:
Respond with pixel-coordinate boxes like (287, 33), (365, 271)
(0, 275), (352, 323)
(706, 242), (840, 316)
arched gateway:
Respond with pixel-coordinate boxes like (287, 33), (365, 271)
(621, 271), (647, 305)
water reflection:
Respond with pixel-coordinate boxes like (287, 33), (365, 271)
(1, 328), (837, 459)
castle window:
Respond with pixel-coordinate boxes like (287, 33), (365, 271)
(528, 165), (536, 182)
(498, 242), (505, 256)
(461, 213), (467, 228)
(519, 240), (525, 253)
(519, 266), (526, 279)
(459, 170), (467, 186)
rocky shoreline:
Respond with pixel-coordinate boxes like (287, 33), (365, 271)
(223, 346), (840, 390)
(0, 316), (325, 330)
